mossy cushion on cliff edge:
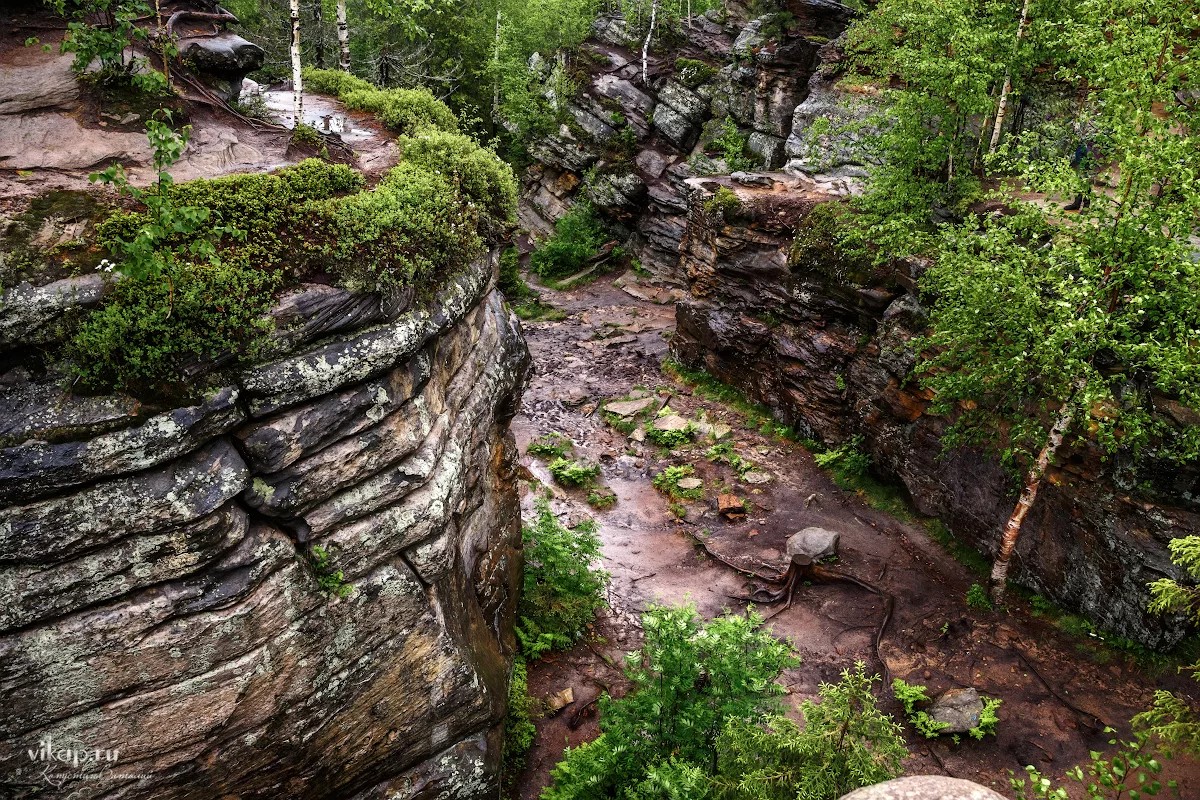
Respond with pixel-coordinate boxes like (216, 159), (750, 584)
(70, 84), (517, 395)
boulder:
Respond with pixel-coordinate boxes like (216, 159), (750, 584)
(928, 687), (984, 734)
(839, 776), (1006, 800)
(177, 33), (265, 103)
(0, 52), (80, 115)
(747, 131), (787, 169)
(786, 526), (840, 565)
(587, 171), (648, 214)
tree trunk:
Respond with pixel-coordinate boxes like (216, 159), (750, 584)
(336, 0), (350, 73)
(988, 0), (1032, 154)
(989, 392), (1077, 603)
(290, 0), (303, 126)
(312, 1), (324, 69)
(641, 0), (659, 87)
(492, 7), (502, 116)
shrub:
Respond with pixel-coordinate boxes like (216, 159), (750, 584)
(398, 130), (518, 223)
(291, 122), (324, 149)
(548, 457), (600, 488)
(712, 664), (907, 800)
(709, 118), (754, 172)
(301, 67), (375, 97)
(68, 255), (278, 392)
(529, 203), (609, 279)
(966, 583), (994, 611)
(813, 436), (871, 486)
(645, 423), (696, 448)
(703, 186), (742, 218)
(653, 465), (703, 500)
(675, 57), (717, 88)
(542, 605), (798, 799)
(498, 246), (533, 299)
(329, 162), (482, 292)
(309, 544), (353, 598)
(528, 432), (573, 459)
(517, 500), (609, 659)
(341, 86), (459, 135)
(587, 488), (618, 510)
(504, 658), (539, 777)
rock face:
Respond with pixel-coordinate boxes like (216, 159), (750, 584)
(0, 253), (532, 799)
(519, 3), (854, 284)
(668, 184), (1200, 648)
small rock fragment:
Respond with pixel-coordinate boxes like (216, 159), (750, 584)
(605, 397), (657, 417)
(742, 471), (771, 485)
(718, 493), (746, 520)
(927, 687), (984, 734)
(676, 477), (703, 490)
(546, 687), (575, 712)
(786, 527), (840, 566)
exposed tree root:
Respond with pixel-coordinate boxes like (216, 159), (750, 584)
(1012, 648), (1107, 732)
(686, 526), (895, 683)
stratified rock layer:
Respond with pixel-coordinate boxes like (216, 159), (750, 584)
(669, 182), (1199, 649)
(0, 253), (531, 800)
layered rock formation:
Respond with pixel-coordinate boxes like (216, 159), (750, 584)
(519, 1), (853, 282)
(0, 254), (531, 799)
(668, 178), (1199, 648)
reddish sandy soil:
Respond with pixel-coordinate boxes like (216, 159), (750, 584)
(509, 272), (1200, 799)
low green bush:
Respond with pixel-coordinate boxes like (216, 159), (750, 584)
(68, 255), (278, 392)
(342, 86), (459, 134)
(703, 186), (742, 218)
(528, 432), (574, 459)
(966, 582), (994, 611)
(675, 57), (717, 88)
(529, 203), (609, 279)
(548, 457), (600, 488)
(543, 607), (905, 800)
(329, 162), (482, 292)
(301, 67), (459, 135)
(652, 465), (703, 500)
(398, 130), (518, 222)
(504, 658), (539, 778)
(645, 423), (696, 448)
(301, 67), (374, 97)
(517, 500), (609, 659)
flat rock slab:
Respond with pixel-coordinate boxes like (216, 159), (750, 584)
(742, 470), (772, 484)
(676, 477), (703, 490)
(652, 414), (691, 432)
(839, 776), (1006, 800)
(786, 526), (840, 566)
(605, 397), (657, 417)
(928, 687), (984, 734)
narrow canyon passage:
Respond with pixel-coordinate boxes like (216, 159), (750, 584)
(507, 274), (1200, 799)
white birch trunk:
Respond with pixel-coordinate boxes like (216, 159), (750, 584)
(989, 391), (1077, 603)
(290, 0), (303, 126)
(641, 0), (659, 87)
(337, 0), (350, 73)
(988, 0), (1033, 154)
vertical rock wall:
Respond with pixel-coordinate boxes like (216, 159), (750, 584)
(669, 185), (1199, 649)
(0, 255), (531, 799)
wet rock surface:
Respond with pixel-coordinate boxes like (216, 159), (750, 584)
(507, 272), (1200, 799)
(0, 255), (531, 799)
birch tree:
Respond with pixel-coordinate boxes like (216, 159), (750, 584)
(337, 0), (351, 71)
(289, 0), (304, 123)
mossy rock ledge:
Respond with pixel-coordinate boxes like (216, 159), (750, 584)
(0, 250), (533, 800)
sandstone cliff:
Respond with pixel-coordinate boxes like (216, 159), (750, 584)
(667, 177), (1199, 649)
(0, 254), (531, 799)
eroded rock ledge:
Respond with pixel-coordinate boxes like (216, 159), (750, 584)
(0, 252), (531, 799)
(669, 181), (1199, 649)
